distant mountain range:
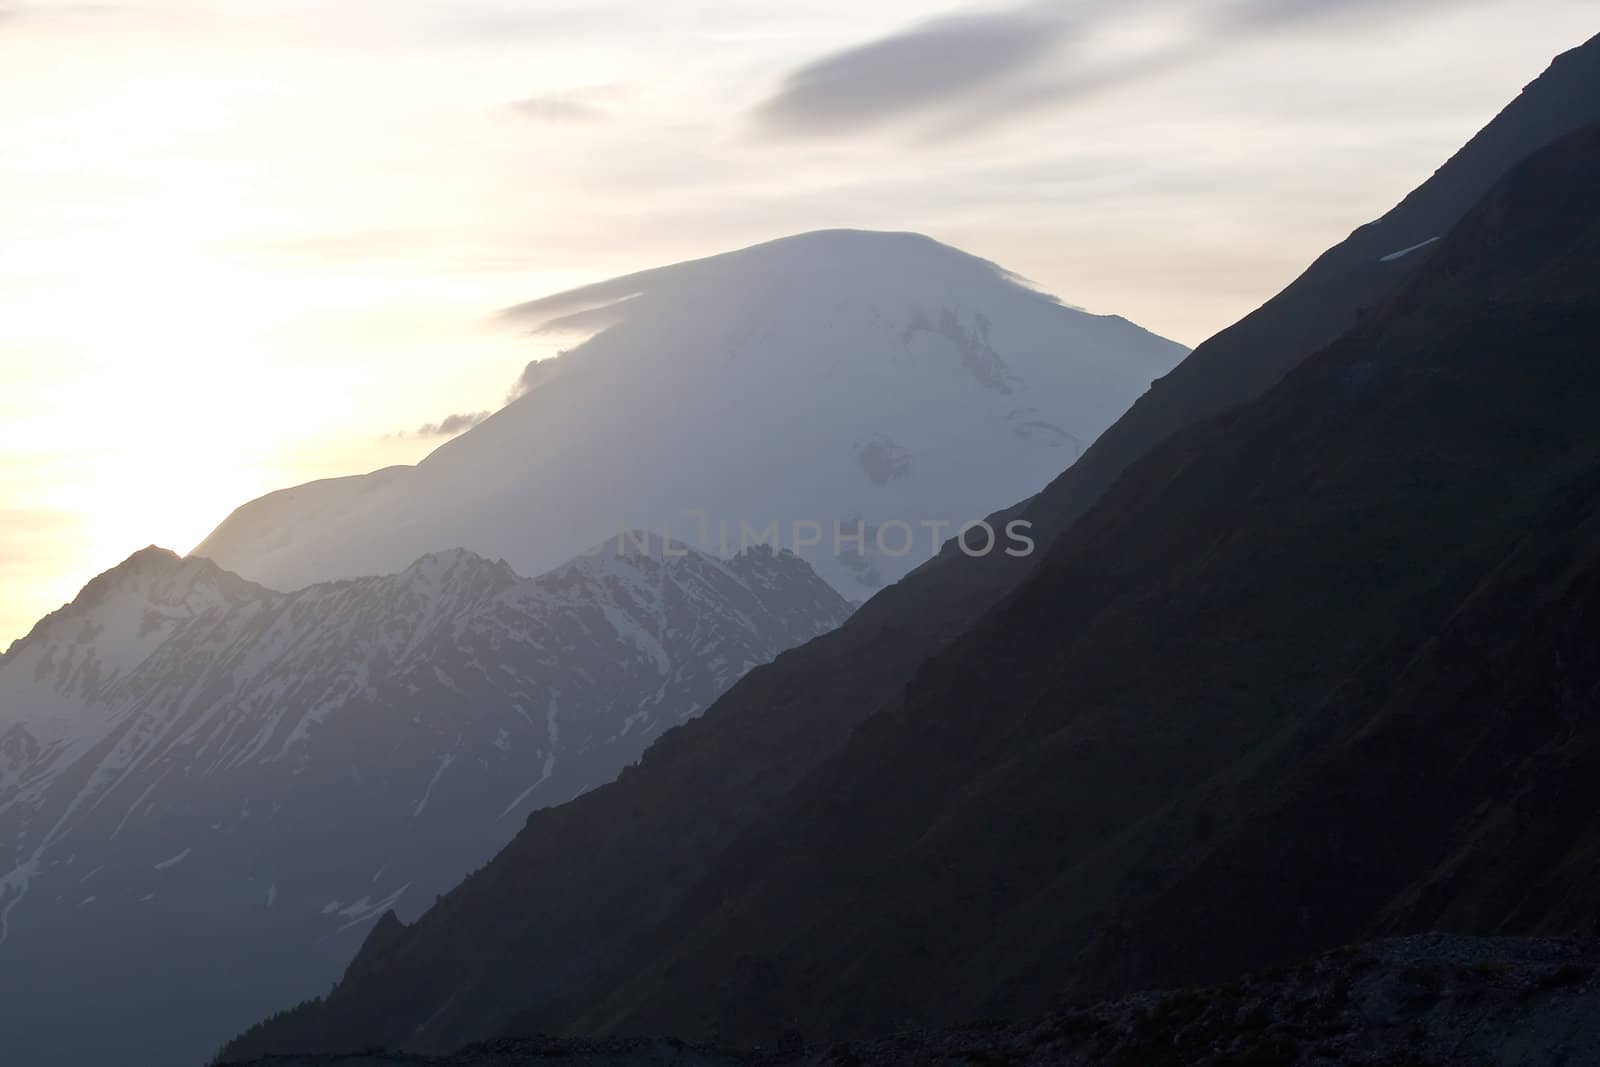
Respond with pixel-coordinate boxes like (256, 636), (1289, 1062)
(216, 32), (1600, 1063)
(0, 540), (849, 1067)
(195, 229), (1186, 597)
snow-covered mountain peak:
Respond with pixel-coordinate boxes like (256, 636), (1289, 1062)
(67, 545), (260, 616)
(119, 543), (181, 571)
(197, 231), (1188, 595)
(498, 230), (1064, 392)
(723, 541), (823, 585)
(546, 532), (697, 574)
(306, 549), (527, 644)
(396, 548), (521, 596)
(537, 536), (816, 602)
(503, 229), (1044, 338)
(0, 548), (269, 719)
(530, 535), (712, 620)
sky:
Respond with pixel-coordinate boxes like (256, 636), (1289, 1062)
(1, 0), (1595, 646)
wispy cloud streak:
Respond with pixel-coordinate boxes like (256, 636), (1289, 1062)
(400, 411), (492, 439)
(756, 0), (1498, 139)
(755, 3), (1078, 136)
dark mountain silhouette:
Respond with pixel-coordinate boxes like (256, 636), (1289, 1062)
(537, 119), (1600, 1043)
(223, 936), (1600, 1067)
(536, 122), (1600, 1043)
(217, 36), (1600, 1062)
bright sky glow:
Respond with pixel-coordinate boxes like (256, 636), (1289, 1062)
(1, 0), (1594, 644)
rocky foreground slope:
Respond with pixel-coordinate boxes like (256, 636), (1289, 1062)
(220, 936), (1600, 1067)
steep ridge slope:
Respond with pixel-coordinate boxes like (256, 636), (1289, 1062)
(196, 230), (1185, 597)
(1004, 29), (1600, 548)
(217, 37), (1600, 1062)
(0, 541), (848, 1067)
(535, 124), (1600, 1041)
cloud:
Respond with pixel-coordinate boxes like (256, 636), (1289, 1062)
(405, 411), (492, 439)
(916, 42), (1199, 141)
(509, 96), (608, 124)
(755, 0), (1498, 140)
(1218, 0), (1481, 30)
(506, 353), (573, 401)
(754, 3), (1078, 136)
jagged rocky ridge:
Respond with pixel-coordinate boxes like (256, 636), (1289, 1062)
(0, 540), (850, 1067)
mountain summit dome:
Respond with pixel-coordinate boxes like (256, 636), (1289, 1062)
(197, 230), (1185, 594)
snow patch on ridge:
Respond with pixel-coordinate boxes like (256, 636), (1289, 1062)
(154, 848), (191, 871)
(1380, 236), (1441, 263)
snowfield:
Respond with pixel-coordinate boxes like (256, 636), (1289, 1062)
(196, 230), (1186, 596)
